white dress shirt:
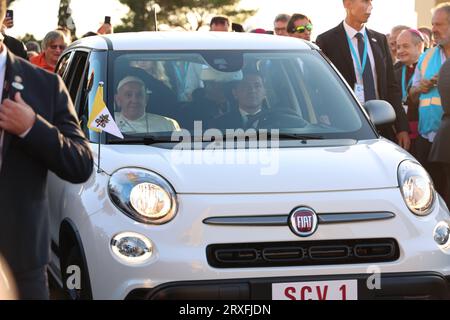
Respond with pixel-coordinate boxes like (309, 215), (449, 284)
(343, 20), (379, 100)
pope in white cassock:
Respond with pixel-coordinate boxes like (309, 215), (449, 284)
(114, 76), (180, 134)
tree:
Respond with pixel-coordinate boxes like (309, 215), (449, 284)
(57, 0), (77, 40)
(18, 33), (38, 44)
(115, 0), (256, 32)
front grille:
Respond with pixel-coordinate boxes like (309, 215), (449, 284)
(207, 238), (399, 268)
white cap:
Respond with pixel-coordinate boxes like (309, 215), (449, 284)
(117, 76), (145, 91)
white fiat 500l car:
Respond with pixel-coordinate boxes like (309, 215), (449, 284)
(48, 32), (450, 300)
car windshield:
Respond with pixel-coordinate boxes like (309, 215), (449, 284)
(108, 50), (376, 143)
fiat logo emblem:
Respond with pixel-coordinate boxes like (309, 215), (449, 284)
(289, 207), (319, 237)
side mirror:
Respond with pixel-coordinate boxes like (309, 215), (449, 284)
(364, 100), (396, 126)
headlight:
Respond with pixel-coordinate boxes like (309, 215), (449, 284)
(398, 160), (435, 216)
(108, 168), (177, 224)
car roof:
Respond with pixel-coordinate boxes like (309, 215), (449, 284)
(68, 31), (315, 51)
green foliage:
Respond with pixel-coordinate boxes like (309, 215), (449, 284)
(116, 0), (256, 32)
(18, 33), (38, 44)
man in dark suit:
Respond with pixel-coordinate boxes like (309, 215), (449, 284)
(212, 73), (266, 130)
(0, 0), (93, 299)
(316, 0), (410, 150)
(429, 59), (450, 207)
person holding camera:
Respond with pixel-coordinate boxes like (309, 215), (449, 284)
(0, 9), (27, 60)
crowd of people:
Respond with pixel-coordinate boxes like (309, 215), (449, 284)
(0, 0), (449, 299)
(206, 1), (450, 207)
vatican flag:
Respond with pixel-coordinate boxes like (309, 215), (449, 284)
(88, 83), (124, 139)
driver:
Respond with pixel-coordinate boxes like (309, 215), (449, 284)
(213, 73), (266, 130)
(114, 76), (180, 134)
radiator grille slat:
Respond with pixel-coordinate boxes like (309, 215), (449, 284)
(207, 239), (399, 268)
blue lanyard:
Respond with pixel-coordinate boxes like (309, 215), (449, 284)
(346, 31), (369, 78)
(175, 62), (189, 90)
(401, 65), (414, 102)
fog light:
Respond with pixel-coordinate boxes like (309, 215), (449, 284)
(434, 222), (450, 247)
(111, 232), (153, 264)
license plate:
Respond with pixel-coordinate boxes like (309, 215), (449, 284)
(272, 280), (358, 300)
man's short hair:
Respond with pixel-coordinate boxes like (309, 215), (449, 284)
(26, 41), (41, 53)
(42, 30), (67, 50)
(274, 14), (291, 24)
(287, 14), (312, 34)
(434, 2), (450, 22)
(391, 25), (410, 35)
(210, 16), (230, 27)
(418, 26), (432, 38)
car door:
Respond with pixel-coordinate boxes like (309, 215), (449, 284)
(48, 50), (91, 260)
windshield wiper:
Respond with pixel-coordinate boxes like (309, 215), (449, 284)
(198, 132), (325, 142)
(272, 133), (324, 141)
(109, 135), (179, 145)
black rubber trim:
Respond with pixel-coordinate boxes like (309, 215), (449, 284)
(100, 35), (113, 51)
(207, 238), (399, 268)
(125, 272), (450, 300)
(60, 218), (93, 299)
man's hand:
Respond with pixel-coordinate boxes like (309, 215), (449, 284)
(0, 92), (36, 136)
(396, 131), (411, 151)
(3, 16), (13, 29)
(418, 75), (439, 94)
(97, 23), (113, 35)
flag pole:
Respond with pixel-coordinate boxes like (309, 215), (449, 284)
(97, 81), (105, 174)
(97, 131), (103, 174)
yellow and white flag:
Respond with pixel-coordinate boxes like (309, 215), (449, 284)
(88, 84), (124, 139)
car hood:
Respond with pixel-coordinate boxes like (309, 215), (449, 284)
(96, 139), (412, 194)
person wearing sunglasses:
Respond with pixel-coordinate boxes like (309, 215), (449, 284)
(30, 30), (68, 73)
(273, 14), (291, 37)
(287, 14), (313, 41)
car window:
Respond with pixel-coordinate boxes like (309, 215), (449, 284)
(65, 51), (89, 104)
(79, 51), (107, 142)
(109, 50), (375, 143)
(56, 52), (72, 83)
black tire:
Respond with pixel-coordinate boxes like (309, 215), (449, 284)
(62, 246), (92, 300)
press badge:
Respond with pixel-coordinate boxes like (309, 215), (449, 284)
(354, 84), (365, 104)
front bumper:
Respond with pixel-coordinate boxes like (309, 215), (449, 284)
(79, 188), (450, 299)
(127, 272), (450, 300)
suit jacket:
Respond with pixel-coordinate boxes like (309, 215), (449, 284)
(3, 34), (27, 60)
(429, 60), (450, 165)
(316, 22), (409, 140)
(429, 114), (450, 165)
(0, 50), (93, 274)
(210, 107), (245, 130)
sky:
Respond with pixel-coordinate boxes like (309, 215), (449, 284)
(7, 0), (418, 40)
